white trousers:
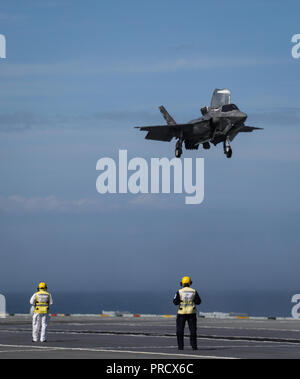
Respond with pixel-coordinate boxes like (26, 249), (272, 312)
(32, 313), (49, 342)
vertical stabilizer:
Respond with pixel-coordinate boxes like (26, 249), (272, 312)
(159, 105), (177, 125)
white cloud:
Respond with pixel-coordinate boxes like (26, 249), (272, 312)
(0, 56), (275, 78)
(129, 194), (183, 210)
(0, 195), (110, 213)
(0, 194), (185, 213)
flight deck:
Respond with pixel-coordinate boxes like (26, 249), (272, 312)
(1, 315), (300, 359)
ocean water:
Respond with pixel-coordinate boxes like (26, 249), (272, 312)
(1, 290), (298, 317)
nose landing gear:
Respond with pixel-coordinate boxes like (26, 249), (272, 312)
(223, 139), (232, 158)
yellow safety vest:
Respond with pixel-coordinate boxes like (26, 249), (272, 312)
(177, 287), (197, 315)
(34, 290), (50, 314)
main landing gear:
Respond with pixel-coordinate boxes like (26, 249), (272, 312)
(223, 139), (232, 158)
(175, 139), (183, 158)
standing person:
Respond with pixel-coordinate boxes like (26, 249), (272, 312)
(173, 276), (201, 350)
(29, 282), (53, 342)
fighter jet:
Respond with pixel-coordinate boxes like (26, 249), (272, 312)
(136, 89), (262, 158)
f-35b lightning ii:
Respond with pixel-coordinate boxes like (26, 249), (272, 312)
(136, 89), (262, 158)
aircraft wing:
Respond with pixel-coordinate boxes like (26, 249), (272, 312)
(135, 123), (194, 141)
(228, 125), (263, 141)
(238, 126), (263, 132)
(135, 122), (209, 142)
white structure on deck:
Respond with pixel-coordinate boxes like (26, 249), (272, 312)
(0, 294), (6, 318)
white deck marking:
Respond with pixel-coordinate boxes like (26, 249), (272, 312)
(0, 343), (237, 359)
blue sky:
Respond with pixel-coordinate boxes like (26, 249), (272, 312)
(0, 0), (300, 298)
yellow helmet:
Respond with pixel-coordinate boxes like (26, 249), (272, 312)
(180, 276), (192, 286)
(38, 282), (47, 290)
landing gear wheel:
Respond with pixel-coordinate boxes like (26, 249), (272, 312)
(226, 147), (232, 158)
(175, 140), (183, 158)
(223, 140), (232, 159)
(175, 147), (182, 158)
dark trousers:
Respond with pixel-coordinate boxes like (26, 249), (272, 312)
(176, 313), (197, 349)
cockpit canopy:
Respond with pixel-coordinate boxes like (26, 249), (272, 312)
(221, 104), (239, 112)
(211, 88), (231, 109)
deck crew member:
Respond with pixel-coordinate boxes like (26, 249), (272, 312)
(173, 276), (201, 350)
(29, 282), (53, 342)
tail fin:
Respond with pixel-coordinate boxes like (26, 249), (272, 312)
(159, 105), (176, 125)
